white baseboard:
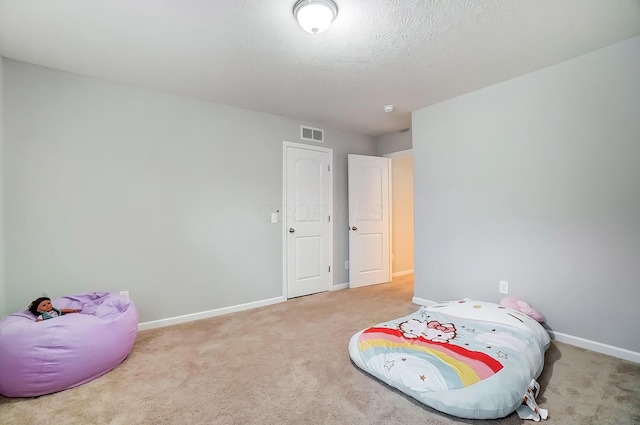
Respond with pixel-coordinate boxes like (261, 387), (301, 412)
(412, 296), (436, 306)
(138, 293), (639, 364)
(548, 330), (640, 364)
(138, 296), (285, 331)
(411, 297), (639, 364)
(392, 269), (414, 277)
(139, 284), (351, 331)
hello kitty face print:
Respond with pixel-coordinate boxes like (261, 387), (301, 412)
(398, 318), (457, 343)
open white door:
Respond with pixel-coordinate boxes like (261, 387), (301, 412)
(348, 154), (390, 288)
(284, 142), (333, 298)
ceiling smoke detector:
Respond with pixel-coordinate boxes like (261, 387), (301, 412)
(383, 105), (394, 113)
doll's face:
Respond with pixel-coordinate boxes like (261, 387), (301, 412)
(37, 299), (53, 312)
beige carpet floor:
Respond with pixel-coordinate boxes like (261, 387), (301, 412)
(1, 275), (638, 424)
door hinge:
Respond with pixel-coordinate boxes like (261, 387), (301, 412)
(328, 266), (331, 272)
(328, 215), (331, 222)
(328, 164), (330, 172)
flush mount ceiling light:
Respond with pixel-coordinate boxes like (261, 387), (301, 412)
(293, 0), (338, 34)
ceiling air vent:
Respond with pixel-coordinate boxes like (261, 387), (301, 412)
(300, 125), (324, 143)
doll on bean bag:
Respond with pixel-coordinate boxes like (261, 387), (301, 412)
(28, 296), (81, 322)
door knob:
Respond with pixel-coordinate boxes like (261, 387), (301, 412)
(351, 226), (358, 231)
(289, 228), (295, 233)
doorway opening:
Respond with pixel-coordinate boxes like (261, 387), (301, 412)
(384, 149), (414, 281)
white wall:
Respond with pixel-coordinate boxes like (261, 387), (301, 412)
(376, 128), (412, 156)
(3, 60), (376, 322)
(0, 57), (5, 316)
(412, 36), (640, 353)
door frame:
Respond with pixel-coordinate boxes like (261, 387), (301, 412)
(282, 141), (334, 298)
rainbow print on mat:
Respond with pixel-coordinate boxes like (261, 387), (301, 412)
(357, 327), (503, 391)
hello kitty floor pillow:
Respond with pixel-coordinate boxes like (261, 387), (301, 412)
(0, 292), (138, 397)
(349, 300), (550, 419)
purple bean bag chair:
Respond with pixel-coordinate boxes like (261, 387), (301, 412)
(0, 292), (138, 397)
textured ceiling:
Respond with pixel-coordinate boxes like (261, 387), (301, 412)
(1, 0), (639, 136)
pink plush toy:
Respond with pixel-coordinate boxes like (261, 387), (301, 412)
(500, 296), (545, 322)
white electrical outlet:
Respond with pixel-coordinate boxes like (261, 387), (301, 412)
(120, 291), (130, 299)
(499, 281), (509, 295)
(345, 260), (349, 269)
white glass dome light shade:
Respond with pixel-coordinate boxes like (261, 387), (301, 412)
(293, 0), (338, 34)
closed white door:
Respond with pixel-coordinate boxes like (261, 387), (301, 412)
(284, 142), (333, 298)
(348, 154), (390, 288)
